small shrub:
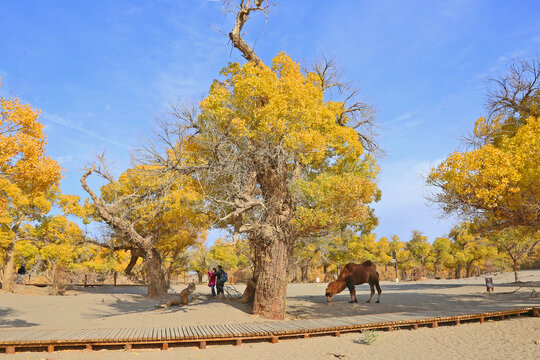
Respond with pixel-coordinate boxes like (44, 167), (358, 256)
(361, 330), (379, 345)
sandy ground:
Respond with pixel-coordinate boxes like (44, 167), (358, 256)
(1, 270), (539, 359)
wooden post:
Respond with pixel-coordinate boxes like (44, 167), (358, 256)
(86, 344), (92, 351)
(6, 346), (15, 354)
(271, 336), (279, 344)
(387, 327), (393, 332)
(199, 341), (207, 349)
(479, 317), (485, 323)
(125, 344), (132, 351)
(532, 308), (539, 317)
(162, 342), (169, 350)
(431, 322), (438, 328)
(500, 315), (505, 320)
(455, 319), (460, 325)
(334, 331), (341, 337)
(235, 339), (242, 346)
(413, 324), (419, 330)
(303, 334), (309, 338)
(48, 345), (54, 352)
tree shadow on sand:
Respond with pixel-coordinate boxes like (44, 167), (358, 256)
(0, 307), (38, 328)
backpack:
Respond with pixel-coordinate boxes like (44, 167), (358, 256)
(219, 270), (228, 283)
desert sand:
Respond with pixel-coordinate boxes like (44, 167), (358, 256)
(1, 270), (539, 359)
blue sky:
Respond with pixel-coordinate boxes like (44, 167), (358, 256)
(1, 0), (539, 243)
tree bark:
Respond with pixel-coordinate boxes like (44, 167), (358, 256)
(2, 237), (16, 292)
(300, 265), (308, 282)
(143, 248), (168, 297)
(513, 259), (519, 283)
(252, 236), (291, 319)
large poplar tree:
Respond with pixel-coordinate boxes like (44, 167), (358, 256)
(148, 1), (379, 319)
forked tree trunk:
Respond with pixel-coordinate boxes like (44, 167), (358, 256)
(143, 248), (168, 297)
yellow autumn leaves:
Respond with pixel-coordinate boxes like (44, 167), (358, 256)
(428, 115), (539, 228)
(199, 53), (364, 167)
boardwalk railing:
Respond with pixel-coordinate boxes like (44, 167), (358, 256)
(1, 306), (538, 354)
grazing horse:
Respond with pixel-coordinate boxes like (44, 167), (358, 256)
(325, 261), (382, 303)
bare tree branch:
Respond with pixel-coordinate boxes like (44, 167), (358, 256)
(227, 0), (271, 65)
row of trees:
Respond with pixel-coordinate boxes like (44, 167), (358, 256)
(291, 226), (538, 283)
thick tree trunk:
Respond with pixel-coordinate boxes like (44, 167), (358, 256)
(2, 238), (16, 292)
(143, 248), (168, 297)
(252, 237), (291, 319)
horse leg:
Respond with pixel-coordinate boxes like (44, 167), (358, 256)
(367, 283), (375, 303)
(346, 277), (357, 303)
(349, 288), (357, 303)
(375, 281), (382, 303)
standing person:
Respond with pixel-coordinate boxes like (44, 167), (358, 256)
(16, 264), (26, 285)
(216, 265), (228, 296)
(207, 268), (217, 296)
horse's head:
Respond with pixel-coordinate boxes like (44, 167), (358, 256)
(325, 281), (339, 303)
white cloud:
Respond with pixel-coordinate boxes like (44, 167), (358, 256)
(394, 112), (414, 121)
(42, 112), (130, 150)
(56, 155), (74, 164)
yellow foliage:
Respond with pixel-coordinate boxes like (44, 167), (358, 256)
(199, 53), (365, 167)
(428, 116), (540, 229)
(197, 53), (379, 235)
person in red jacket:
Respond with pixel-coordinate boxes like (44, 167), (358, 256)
(208, 268), (217, 296)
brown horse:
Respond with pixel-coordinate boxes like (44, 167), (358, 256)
(325, 261), (382, 303)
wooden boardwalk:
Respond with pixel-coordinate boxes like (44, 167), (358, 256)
(1, 306), (538, 354)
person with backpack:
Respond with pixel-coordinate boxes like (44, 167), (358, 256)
(16, 264), (26, 285)
(216, 265), (228, 296)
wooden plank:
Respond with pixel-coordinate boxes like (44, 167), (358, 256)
(125, 327), (138, 341)
(198, 325), (211, 338)
(102, 328), (121, 342)
(216, 324), (234, 337)
(193, 325), (204, 339)
(5, 329), (43, 344)
(152, 328), (160, 341)
(141, 327), (152, 341)
(176, 326), (186, 339)
(108, 328), (124, 342)
(223, 324), (242, 337)
(207, 324), (225, 338)
(228, 324), (247, 337)
(248, 323), (272, 335)
(165, 327), (172, 341)
(185, 326), (195, 340)
(134, 327), (146, 341)
(262, 322), (284, 334)
(115, 328), (131, 341)
(234, 323), (254, 336)
(62, 329), (90, 342)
